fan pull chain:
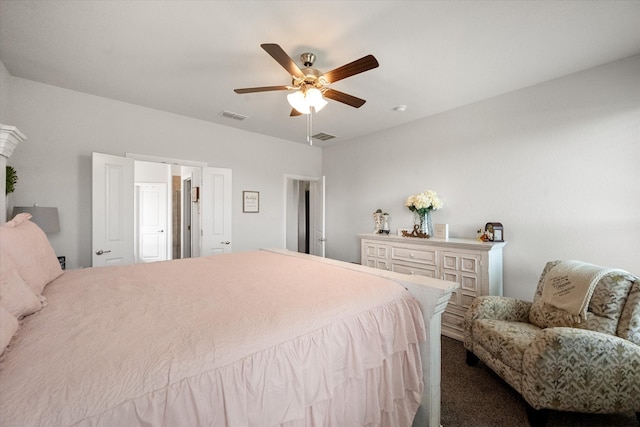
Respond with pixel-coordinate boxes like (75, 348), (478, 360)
(307, 108), (313, 145)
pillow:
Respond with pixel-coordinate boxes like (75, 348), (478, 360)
(0, 255), (43, 318)
(0, 304), (19, 356)
(0, 213), (63, 295)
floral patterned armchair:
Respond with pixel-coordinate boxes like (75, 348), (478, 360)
(464, 260), (640, 426)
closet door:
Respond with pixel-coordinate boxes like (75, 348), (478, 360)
(92, 152), (134, 267)
(136, 183), (168, 263)
(200, 166), (232, 255)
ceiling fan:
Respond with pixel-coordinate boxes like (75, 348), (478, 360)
(234, 43), (379, 117)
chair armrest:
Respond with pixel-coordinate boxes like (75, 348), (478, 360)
(465, 295), (532, 324)
(463, 296), (532, 350)
(522, 327), (640, 413)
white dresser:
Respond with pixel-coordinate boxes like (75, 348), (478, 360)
(359, 234), (506, 341)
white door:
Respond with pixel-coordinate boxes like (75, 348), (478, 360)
(310, 176), (326, 257)
(200, 167), (232, 255)
(136, 183), (168, 263)
(92, 153), (134, 267)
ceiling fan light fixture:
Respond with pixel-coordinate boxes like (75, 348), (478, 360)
(306, 88), (328, 111)
(287, 90), (310, 114)
(287, 87), (327, 115)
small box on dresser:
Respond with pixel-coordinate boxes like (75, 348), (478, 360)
(359, 234), (506, 341)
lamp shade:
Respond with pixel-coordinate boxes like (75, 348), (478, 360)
(12, 206), (60, 233)
(306, 88), (328, 112)
(287, 88), (328, 114)
(287, 91), (310, 114)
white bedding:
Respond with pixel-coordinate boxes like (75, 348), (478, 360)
(0, 251), (426, 426)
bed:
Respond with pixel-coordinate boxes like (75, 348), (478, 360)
(0, 213), (456, 426)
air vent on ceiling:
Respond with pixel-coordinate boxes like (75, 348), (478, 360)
(221, 110), (248, 121)
(312, 132), (336, 141)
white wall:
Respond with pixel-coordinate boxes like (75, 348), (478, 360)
(0, 61), (10, 122)
(323, 55), (640, 301)
(4, 75), (322, 268)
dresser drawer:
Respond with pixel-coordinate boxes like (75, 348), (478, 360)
(363, 242), (389, 259)
(391, 246), (437, 265)
(443, 252), (480, 274)
(364, 258), (391, 270)
(392, 262), (438, 278)
(442, 270), (480, 293)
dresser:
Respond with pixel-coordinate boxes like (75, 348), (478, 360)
(359, 234), (506, 341)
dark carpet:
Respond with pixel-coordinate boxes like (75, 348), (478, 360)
(440, 336), (638, 427)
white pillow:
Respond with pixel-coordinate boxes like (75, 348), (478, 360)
(0, 255), (43, 318)
(0, 304), (19, 356)
(0, 213), (63, 295)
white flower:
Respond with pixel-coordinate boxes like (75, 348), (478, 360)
(406, 190), (443, 215)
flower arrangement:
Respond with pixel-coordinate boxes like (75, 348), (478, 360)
(405, 190), (443, 215)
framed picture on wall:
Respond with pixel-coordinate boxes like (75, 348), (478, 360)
(243, 191), (259, 213)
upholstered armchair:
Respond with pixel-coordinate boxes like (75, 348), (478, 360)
(464, 260), (640, 426)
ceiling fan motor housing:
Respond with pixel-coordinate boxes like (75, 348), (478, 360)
(300, 52), (316, 67)
(293, 67), (326, 91)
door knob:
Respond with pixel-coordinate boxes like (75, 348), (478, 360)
(95, 249), (112, 256)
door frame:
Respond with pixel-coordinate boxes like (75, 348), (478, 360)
(125, 153), (207, 168)
(182, 178), (192, 258)
(283, 174), (325, 256)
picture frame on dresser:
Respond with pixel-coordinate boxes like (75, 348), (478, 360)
(435, 223), (449, 239)
(484, 222), (504, 242)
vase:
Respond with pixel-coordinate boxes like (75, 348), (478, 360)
(415, 211), (433, 237)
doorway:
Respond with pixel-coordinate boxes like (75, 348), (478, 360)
(92, 152), (232, 267)
(284, 175), (325, 257)
(182, 178), (192, 258)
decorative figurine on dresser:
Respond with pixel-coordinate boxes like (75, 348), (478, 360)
(372, 209), (391, 234)
(373, 209), (383, 234)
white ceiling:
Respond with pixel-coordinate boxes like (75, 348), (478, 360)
(1, 1), (640, 147)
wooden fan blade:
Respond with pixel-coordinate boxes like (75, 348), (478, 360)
(261, 43), (305, 78)
(234, 85), (291, 94)
(290, 108), (302, 117)
(323, 55), (379, 84)
(323, 89), (366, 108)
